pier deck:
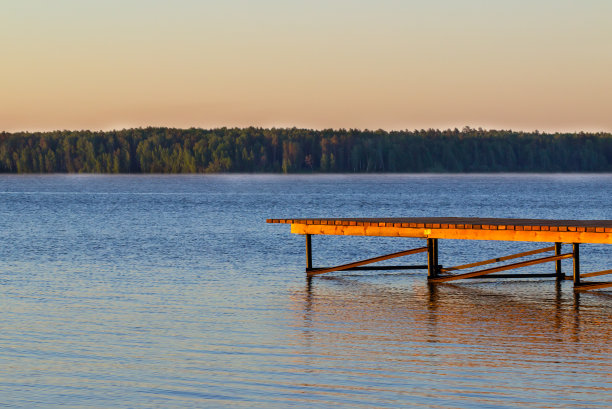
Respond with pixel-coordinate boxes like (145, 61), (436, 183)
(267, 217), (612, 291)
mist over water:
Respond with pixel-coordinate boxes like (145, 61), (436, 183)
(0, 174), (610, 408)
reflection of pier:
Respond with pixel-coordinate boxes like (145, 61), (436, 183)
(268, 217), (612, 292)
(291, 277), (612, 357)
(288, 268), (612, 405)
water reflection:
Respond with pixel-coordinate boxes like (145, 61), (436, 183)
(290, 276), (612, 407)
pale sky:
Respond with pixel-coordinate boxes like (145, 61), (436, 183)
(1, 0), (611, 132)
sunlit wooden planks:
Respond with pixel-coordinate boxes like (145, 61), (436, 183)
(291, 223), (427, 238)
(286, 222), (612, 244)
(267, 217), (612, 233)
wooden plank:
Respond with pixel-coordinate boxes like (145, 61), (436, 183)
(268, 217), (612, 231)
(574, 282), (612, 291)
(431, 253), (574, 283)
(292, 223), (427, 238)
(307, 246), (427, 276)
(290, 223), (612, 244)
(441, 246), (555, 272)
(581, 268), (612, 278)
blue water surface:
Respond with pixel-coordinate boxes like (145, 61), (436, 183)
(0, 174), (610, 408)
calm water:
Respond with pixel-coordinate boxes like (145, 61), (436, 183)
(0, 174), (611, 408)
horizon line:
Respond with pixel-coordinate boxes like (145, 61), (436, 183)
(3, 125), (612, 135)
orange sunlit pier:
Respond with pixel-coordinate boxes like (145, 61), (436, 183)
(267, 217), (612, 291)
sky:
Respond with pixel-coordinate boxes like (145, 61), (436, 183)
(1, 0), (611, 132)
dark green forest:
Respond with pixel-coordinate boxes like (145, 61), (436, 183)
(1, 127), (611, 173)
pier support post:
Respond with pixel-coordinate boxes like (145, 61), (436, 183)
(555, 242), (563, 280)
(305, 234), (312, 271)
(427, 238), (439, 279)
(572, 243), (580, 285)
(433, 239), (439, 277)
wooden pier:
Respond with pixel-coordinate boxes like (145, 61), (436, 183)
(267, 217), (612, 291)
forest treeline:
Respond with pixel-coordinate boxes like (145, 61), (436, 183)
(1, 127), (611, 173)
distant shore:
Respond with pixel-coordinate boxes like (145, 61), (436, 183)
(1, 127), (611, 173)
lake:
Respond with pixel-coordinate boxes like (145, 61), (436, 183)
(0, 174), (610, 408)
